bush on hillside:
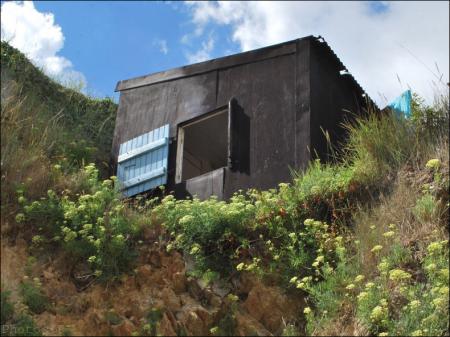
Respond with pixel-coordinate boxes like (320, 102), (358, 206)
(18, 164), (143, 281)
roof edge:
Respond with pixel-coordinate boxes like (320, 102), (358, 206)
(115, 36), (314, 92)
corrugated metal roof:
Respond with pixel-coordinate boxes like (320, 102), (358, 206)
(313, 36), (377, 109)
(115, 35), (376, 107)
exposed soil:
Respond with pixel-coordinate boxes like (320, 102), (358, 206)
(1, 240), (305, 336)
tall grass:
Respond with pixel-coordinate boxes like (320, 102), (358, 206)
(303, 91), (449, 336)
(1, 41), (117, 230)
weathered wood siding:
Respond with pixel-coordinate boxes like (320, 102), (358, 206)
(112, 36), (370, 199)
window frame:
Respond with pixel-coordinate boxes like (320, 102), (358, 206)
(175, 105), (229, 184)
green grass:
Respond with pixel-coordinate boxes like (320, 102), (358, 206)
(1, 289), (43, 337)
(1, 41), (117, 229)
(19, 279), (49, 314)
(1, 291), (14, 325)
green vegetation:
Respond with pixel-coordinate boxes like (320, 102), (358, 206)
(1, 40), (448, 336)
(1, 41), (117, 230)
(2, 42), (144, 282)
(11, 314), (43, 336)
(152, 89), (449, 335)
(141, 308), (164, 336)
(19, 278), (49, 314)
(1, 291), (14, 325)
(16, 164), (147, 281)
(1, 290), (42, 336)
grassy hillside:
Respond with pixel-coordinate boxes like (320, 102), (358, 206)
(1, 41), (449, 336)
(1, 41), (119, 239)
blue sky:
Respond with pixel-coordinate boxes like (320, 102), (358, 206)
(32, 1), (239, 98)
(1, 1), (449, 105)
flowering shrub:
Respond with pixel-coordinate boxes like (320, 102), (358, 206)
(154, 181), (340, 282)
(299, 213), (449, 337)
(18, 164), (141, 280)
(154, 192), (261, 274)
(354, 237), (449, 336)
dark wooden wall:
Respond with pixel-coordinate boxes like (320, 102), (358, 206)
(309, 39), (367, 162)
(112, 41), (305, 197)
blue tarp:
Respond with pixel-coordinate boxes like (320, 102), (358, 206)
(388, 89), (412, 118)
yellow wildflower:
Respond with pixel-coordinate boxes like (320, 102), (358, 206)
(357, 291), (369, 301)
(346, 283), (355, 290)
(370, 306), (385, 322)
(383, 231), (395, 238)
(409, 300), (420, 309)
(365, 282), (375, 289)
(296, 282), (306, 289)
(289, 276), (298, 284)
(389, 269), (411, 282)
(371, 245), (383, 253)
(354, 275), (365, 283)
(427, 241), (442, 255)
(425, 159), (440, 170)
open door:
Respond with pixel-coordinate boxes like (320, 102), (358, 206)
(117, 124), (169, 197)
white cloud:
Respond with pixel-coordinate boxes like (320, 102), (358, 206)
(184, 1), (449, 106)
(185, 34), (215, 63)
(154, 38), (169, 55)
(1, 1), (86, 89)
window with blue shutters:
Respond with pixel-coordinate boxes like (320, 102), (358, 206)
(117, 124), (169, 197)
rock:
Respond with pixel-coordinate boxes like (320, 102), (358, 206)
(70, 294), (91, 314)
(235, 312), (273, 336)
(209, 294), (222, 308)
(243, 281), (300, 333)
(172, 271), (187, 294)
(181, 311), (205, 336)
(177, 305), (213, 336)
(122, 275), (136, 289)
(235, 272), (258, 295)
(179, 293), (199, 307)
(44, 279), (77, 305)
(211, 279), (232, 298)
(158, 313), (177, 336)
(187, 277), (203, 301)
(136, 265), (153, 287)
(184, 254), (196, 274)
(161, 287), (181, 312)
(110, 319), (136, 336)
(163, 251), (185, 272)
(203, 288), (222, 308)
(86, 308), (103, 326)
(43, 269), (55, 280)
(123, 301), (144, 320)
(149, 251), (162, 268)
(0, 222), (12, 236)
(142, 224), (162, 242)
